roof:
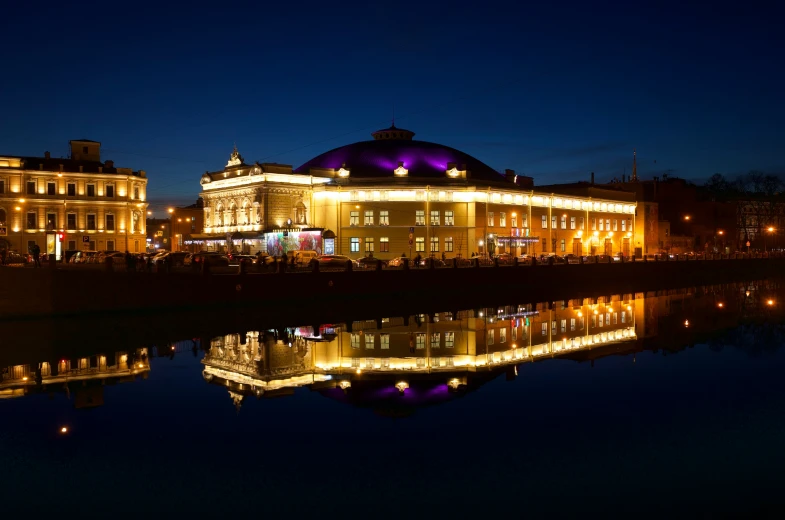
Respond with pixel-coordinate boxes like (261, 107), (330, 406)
(70, 139), (101, 144)
(294, 138), (506, 183)
(0, 155), (140, 176)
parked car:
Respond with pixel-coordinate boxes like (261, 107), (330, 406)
(311, 254), (356, 269)
(188, 252), (230, 267)
(228, 254), (256, 266)
(4, 250), (29, 264)
(356, 256), (388, 269)
(386, 256), (413, 268)
(287, 250), (319, 266)
(71, 251), (98, 264)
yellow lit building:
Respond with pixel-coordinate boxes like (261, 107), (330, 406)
(197, 127), (637, 257)
(0, 140), (149, 257)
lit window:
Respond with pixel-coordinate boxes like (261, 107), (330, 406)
(523, 215), (528, 228)
(379, 210), (389, 226)
(350, 334), (361, 349)
(499, 328), (506, 343)
(415, 210), (425, 225)
(570, 318), (576, 331)
(488, 329), (494, 345)
(621, 311), (626, 323)
(380, 237), (389, 252)
(445, 211), (454, 226)
(430, 237), (439, 252)
(561, 215), (566, 229)
(541, 323), (547, 336)
(431, 332), (440, 348)
(416, 333), (426, 349)
(430, 210), (440, 225)
(560, 239), (565, 252)
(445, 237), (453, 252)
(580, 217), (585, 229)
(622, 220), (627, 231)
(364, 211), (373, 225)
(570, 217), (576, 229)
(415, 237), (425, 252)
(365, 333), (374, 349)
(512, 327), (517, 340)
(350, 211), (359, 226)
(350, 237), (360, 252)
(613, 219), (618, 231)
(380, 334), (390, 349)
(592, 218), (596, 230)
(365, 237), (374, 253)
(500, 212), (506, 227)
(599, 219), (604, 231)
(551, 215), (557, 229)
(542, 215), (547, 229)
(511, 214), (517, 227)
(606, 219), (610, 230)
(445, 332), (454, 348)
(488, 212), (494, 226)
(561, 319), (566, 332)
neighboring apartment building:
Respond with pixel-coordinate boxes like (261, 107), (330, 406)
(0, 140), (148, 258)
(196, 127), (638, 258)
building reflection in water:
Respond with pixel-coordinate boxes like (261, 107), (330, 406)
(202, 281), (783, 413)
(0, 349), (150, 407)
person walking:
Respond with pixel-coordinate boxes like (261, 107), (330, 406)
(31, 243), (41, 268)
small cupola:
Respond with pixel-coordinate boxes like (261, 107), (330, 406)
(371, 125), (415, 141)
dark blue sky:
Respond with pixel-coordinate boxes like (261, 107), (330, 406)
(2, 1), (783, 211)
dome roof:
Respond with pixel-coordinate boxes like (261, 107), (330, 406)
(294, 126), (505, 182)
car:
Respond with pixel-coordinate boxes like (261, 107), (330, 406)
(386, 256), (413, 268)
(189, 252), (230, 267)
(494, 253), (515, 265)
(228, 254), (256, 266)
(356, 256), (388, 269)
(311, 254), (356, 269)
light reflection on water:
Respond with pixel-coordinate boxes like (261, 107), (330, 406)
(1, 280), (784, 515)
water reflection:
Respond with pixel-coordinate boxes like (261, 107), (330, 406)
(2, 280), (783, 412)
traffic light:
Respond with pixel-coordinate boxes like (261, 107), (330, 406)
(58, 233), (64, 242)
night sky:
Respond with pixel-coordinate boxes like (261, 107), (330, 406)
(2, 1), (783, 212)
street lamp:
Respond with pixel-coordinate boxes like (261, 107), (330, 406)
(766, 226), (775, 252)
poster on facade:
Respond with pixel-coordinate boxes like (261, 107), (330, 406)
(266, 230), (323, 256)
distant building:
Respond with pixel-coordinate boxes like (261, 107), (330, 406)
(0, 140), (149, 257)
(197, 127), (638, 258)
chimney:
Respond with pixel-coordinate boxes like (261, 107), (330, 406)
(44, 151), (50, 159)
(505, 169), (516, 183)
(105, 160), (114, 169)
(591, 172), (595, 185)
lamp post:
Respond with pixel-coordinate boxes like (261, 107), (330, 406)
(168, 208), (177, 252)
(766, 226), (775, 252)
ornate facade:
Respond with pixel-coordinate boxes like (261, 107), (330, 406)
(0, 140), (148, 257)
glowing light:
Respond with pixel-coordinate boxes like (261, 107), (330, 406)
(147, 211), (152, 216)
(18, 198), (25, 203)
(684, 320), (690, 327)
(767, 299), (774, 306)
(717, 303), (724, 308)
(338, 167), (350, 177)
(168, 208), (174, 214)
(339, 380), (351, 390)
(768, 227), (775, 232)
(355, 368), (362, 375)
(608, 232), (614, 237)
(137, 363), (143, 368)
(394, 162), (408, 176)
(395, 381), (409, 393)
(684, 215), (691, 221)
(593, 231), (599, 237)
(446, 167), (460, 177)
(593, 310), (599, 315)
(14, 206), (20, 211)
(448, 378), (461, 390)
(577, 311), (583, 317)
(745, 291), (751, 297)
(577, 230), (583, 237)
(22, 376), (28, 381)
(478, 312), (484, 317)
(60, 427), (68, 434)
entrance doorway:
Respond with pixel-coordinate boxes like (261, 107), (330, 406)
(604, 238), (612, 256)
(623, 237), (630, 257)
(572, 238), (582, 256)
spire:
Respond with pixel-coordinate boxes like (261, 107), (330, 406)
(631, 149), (638, 182)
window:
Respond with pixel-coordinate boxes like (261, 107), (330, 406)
(430, 236), (439, 252)
(500, 212), (506, 227)
(511, 214), (517, 227)
(561, 319), (567, 333)
(599, 314), (604, 327)
(416, 333), (426, 349)
(542, 215), (547, 228)
(551, 215), (557, 229)
(67, 213), (76, 230)
(488, 329), (494, 345)
(0, 208), (5, 224)
(591, 218), (596, 230)
(613, 219), (618, 231)
(512, 327), (517, 340)
(445, 237), (453, 252)
(47, 182), (56, 195)
(499, 328), (506, 343)
(67, 183), (76, 196)
(613, 313), (618, 325)
(350, 334), (361, 349)
(380, 334), (390, 349)
(27, 180), (36, 194)
(363, 210), (373, 226)
(599, 219), (604, 231)
(380, 237), (389, 252)
(46, 213), (56, 230)
(580, 217), (585, 229)
(560, 239), (565, 252)
(106, 185), (114, 198)
(365, 333), (374, 349)
(570, 318), (576, 331)
(488, 212), (494, 226)
(551, 321), (557, 334)
(606, 219), (610, 231)
(552, 238), (557, 251)
(431, 332), (440, 348)
(561, 215), (567, 229)
(444, 211), (454, 226)
(350, 211), (359, 226)
(87, 214), (96, 231)
(570, 217), (576, 230)
(26, 212), (36, 229)
(87, 184), (96, 197)
(430, 210), (440, 226)
(133, 186), (140, 199)
(542, 238), (547, 251)
(0, 179), (4, 193)
(541, 323), (547, 336)
(365, 237), (374, 253)
(523, 215), (528, 228)
(415, 237), (425, 252)
(622, 219), (626, 231)
(627, 219), (632, 232)
(379, 210), (389, 226)
(105, 214), (115, 231)
(350, 237), (359, 252)
(445, 332), (455, 348)
(415, 210), (425, 225)
(107, 240), (115, 251)
(621, 311), (626, 324)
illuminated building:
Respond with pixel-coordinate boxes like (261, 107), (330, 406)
(0, 140), (148, 257)
(197, 128), (637, 257)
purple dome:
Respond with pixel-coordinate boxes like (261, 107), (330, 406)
(294, 127), (505, 183)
